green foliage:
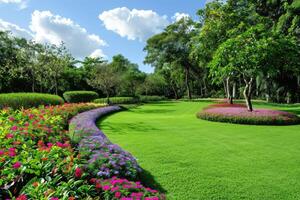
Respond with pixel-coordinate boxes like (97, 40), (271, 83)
(0, 93), (64, 109)
(93, 97), (139, 105)
(139, 95), (167, 102)
(63, 91), (99, 103)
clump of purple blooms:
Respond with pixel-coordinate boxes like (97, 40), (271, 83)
(69, 106), (141, 180)
(198, 104), (300, 125)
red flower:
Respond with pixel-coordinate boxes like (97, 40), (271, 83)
(115, 192), (121, 198)
(75, 167), (83, 178)
(13, 161), (22, 169)
(16, 194), (27, 200)
(10, 125), (18, 131)
(6, 133), (14, 139)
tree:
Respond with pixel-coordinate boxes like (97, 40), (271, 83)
(144, 17), (197, 99)
(209, 25), (300, 111)
(87, 63), (120, 104)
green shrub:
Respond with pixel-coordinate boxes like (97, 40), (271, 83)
(0, 93), (64, 109)
(93, 97), (139, 104)
(139, 95), (166, 102)
(63, 91), (99, 103)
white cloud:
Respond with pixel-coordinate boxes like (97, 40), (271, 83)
(0, 18), (33, 39)
(90, 49), (106, 58)
(172, 12), (190, 22)
(30, 10), (107, 58)
(99, 7), (169, 41)
(0, 0), (28, 9)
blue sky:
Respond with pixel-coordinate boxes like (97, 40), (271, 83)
(0, 0), (206, 73)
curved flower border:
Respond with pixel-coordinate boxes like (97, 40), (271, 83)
(69, 106), (121, 144)
(69, 106), (141, 178)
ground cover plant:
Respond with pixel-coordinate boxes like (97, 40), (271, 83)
(197, 103), (300, 125)
(0, 103), (164, 199)
(0, 93), (64, 109)
(99, 101), (300, 200)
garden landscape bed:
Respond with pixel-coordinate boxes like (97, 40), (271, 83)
(197, 103), (300, 125)
(0, 103), (164, 200)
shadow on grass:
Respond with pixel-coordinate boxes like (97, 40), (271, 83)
(139, 169), (167, 193)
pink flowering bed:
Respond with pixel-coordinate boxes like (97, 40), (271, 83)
(0, 103), (164, 200)
(197, 103), (300, 125)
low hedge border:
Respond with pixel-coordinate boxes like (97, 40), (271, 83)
(0, 93), (64, 109)
(63, 91), (99, 103)
(93, 96), (166, 105)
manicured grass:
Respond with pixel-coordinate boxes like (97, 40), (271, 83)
(97, 101), (300, 200)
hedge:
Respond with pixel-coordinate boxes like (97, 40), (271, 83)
(93, 97), (139, 104)
(63, 91), (99, 103)
(0, 93), (64, 109)
(139, 95), (166, 102)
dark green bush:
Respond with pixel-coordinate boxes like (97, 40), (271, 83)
(63, 91), (99, 103)
(0, 93), (64, 109)
(139, 95), (166, 102)
(93, 97), (139, 104)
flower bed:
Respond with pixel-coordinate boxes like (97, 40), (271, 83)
(197, 104), (300, 125)
(69, 106), (141, 179)
(0, 103), (164, 199)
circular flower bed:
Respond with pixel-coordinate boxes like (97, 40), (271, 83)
(197, 103), (300, 125)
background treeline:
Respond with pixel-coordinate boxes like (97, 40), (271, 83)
(1, 0), (300, 104)
(0, 31), (164, 97)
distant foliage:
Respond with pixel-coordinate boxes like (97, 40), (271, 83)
(0, 93), (64, 109)
(63, 91), (99, 103)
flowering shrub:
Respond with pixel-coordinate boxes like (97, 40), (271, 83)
(0, 103), (103, 198)
(0, 103), (164, 199)
(198, 104), (300, 125)
(90, 176), (165, 200)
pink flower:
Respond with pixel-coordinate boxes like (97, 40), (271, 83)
(50, 198), (59, 200)
(115, 192), (122, 198)
(0, 150), (4, 156)
(16, 194), (27, 200)
(10, 125), (18, 131)
(47, 143), (53, 148)
(111, 186), (119, 192)
(121, 198), (133, 200)
(8, 148), (16, 157)
(102, 185), (110, 191)
(75, 167), (83, 178)
(6, 133), (14, 139)
(13, 161), (22, 169)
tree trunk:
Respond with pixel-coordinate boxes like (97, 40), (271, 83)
(232, 82), (236, 99)
(106, 92), (110, 105)
(185, 67), (192, 99)
(226, 77), (233, 104)
(171, 83), (178, 100)
(243, 77), (254, 112)
(203, 78), (207, 97)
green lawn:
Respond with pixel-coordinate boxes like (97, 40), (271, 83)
(97, 101), (300, 200)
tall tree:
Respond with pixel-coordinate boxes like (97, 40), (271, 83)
(144, 17), (197, 99)
(87, 63), (120, 104)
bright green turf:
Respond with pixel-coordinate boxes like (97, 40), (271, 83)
(97, 101), (300, 200)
